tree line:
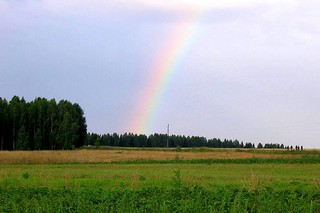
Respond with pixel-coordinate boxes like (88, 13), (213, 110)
(0, 96), (299, 150)
(87, 132), (289, 149)
(0, 96), (87, 150)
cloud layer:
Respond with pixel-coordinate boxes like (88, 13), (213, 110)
(1, 0), (320, 147)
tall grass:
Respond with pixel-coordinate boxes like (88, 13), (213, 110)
(0, 185), (319, 212)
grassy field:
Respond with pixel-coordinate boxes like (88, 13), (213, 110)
(1, 163), (320, 190)
(0, 148), (320, 212)
(1, 148), (319, 164)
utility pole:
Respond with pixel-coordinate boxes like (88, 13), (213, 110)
(166, 124), (169, 148)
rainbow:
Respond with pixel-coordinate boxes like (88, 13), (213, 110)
(128, 11), (203, 135)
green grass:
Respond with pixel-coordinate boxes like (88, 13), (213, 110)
(1, 163), (320, 190)
(1, 186), (319, 212)
(112, 156), (320, 164)
(81, 146), (320, 156)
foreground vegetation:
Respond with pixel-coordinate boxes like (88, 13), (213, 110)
(1, 186), (319, 212)
(1, 163), (320, 190)
(0, 149), (319, 212)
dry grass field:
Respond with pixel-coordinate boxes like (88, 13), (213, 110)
(0, 148), (307, 164)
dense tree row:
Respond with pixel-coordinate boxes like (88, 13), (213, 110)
(0, 96), (87, 150)
(0, 96), (298, 150)
(86, 132), (288, 149)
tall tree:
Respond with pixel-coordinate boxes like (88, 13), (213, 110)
(9, 96), (22, 150)
(17, 125), (29, 150)
(0, 98), (8, 150)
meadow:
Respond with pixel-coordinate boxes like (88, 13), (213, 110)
(0, 148), (320, 212)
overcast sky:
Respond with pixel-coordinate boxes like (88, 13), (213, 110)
(1, 0), (320, 148)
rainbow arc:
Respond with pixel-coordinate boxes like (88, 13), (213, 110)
(128, 11), (203, 134)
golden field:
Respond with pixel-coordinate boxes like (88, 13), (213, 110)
(0, 148), (309, 164)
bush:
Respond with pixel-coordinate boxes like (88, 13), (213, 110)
(22, 172), (30, 179)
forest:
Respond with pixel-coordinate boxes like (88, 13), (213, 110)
(86, 132), (287, 149)
(1, 96), (293, 150)
(0, 96), (87, 150)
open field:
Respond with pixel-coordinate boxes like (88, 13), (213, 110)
(0, 148), (320, 212)
(1, 163), (320, 190)
(0, 148), (319, 164)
